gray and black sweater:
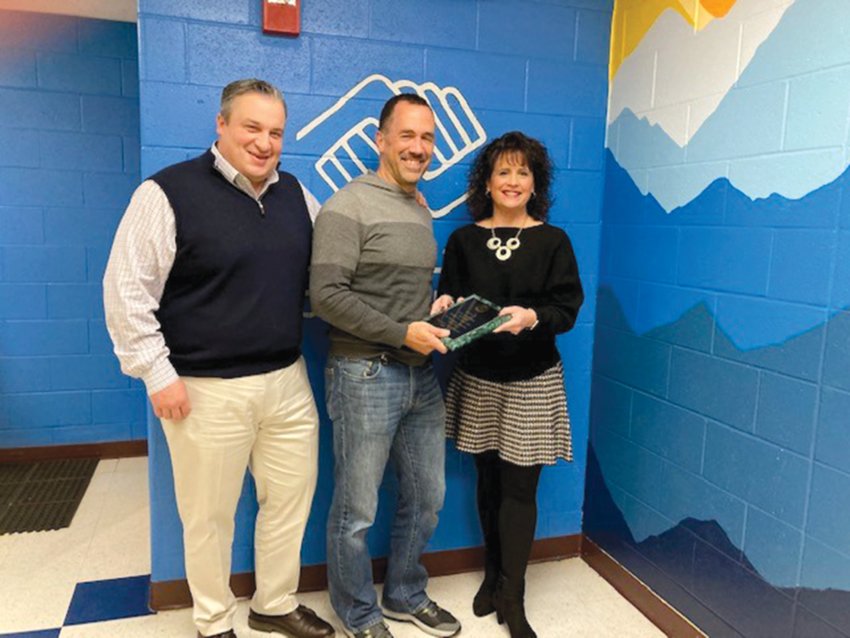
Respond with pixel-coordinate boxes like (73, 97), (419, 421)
(310, 173), (437, 367)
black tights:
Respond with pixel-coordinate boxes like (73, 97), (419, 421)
(475, 451), (542, 594)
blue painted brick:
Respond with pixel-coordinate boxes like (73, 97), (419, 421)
(87, 247), (110, 283)
(0, 206), (43, 244)
(595, 281), (638, 331)
(124, 137), (140, 174)
(50, 355), (128, 391)
(122, 59), (139, 98)
(2, 246), (86, 282)
(657, 461), (746, 551)
(607, 225), (678, 284)
(139, 17), (185, 82)
(703, 422), (809, 527)
(800, 536), (850, 591)
(478, 110), (572, 168)
(478, 2), (575, 60)
(0, 48), (36, 87)
(630, 393), (704, 473)
(591, 424), (665, 511)
(564, 223), (600, 278)
(668, 347), (757, 431)
(527, 60), (607, 117)
(0, 356), (50, 392)
(41, 131), (124, 172)
(713, 296), (825, 382)
(140, 0), (251, 24)
(4, 391), (91, 428)
(823, 310), (850, 391)
(554, 172), (603, 223)
(425, 49), (526, 115)
(51, 422), (135, 444)
(141, 147), (195, 178)
(755, 372), (816, 456)
(677, 228), (771, 295)
(575, 9), (612, 66)
(81, 95), (140, 137)
(0, 284), (46, 319)
(371, 0), (476, 48)
(92, 389), (146, 423)
(312, 38), (424, 99)
(140, 82), (218, 148)
(44, 207), (123, 245)
(815, 387), (850, 475)
(0, 128), (39, 167)
(743, 507), (803, 587)
(0, 87), (81, 131)
(807, 463), (850, 557)
(301, 0), (369, 37)
(0, 320), (88, 355)
(89, 320), (115, 354)
(83, 172), (140, 208)
(47, 284), (103, 319)
(0, 167), (83, 207)
(0, 428), (55, 447)
(37, 52), (122, 95)
(594, 326), (670, 396)
(830, 231), (850, 310)
(0, 10), (78, 53)
(78, 19), (137, 59)
(768, 230), (833, 306)
(590, 375), (632, 438)
(186, 24), (310, 93)
(569, 117), (606, 170)
(639, 284), (714, 352)
(726, 177), (840, 229)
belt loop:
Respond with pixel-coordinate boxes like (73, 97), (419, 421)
(380, 353), (389, 365)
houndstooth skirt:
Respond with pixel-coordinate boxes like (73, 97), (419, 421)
(445, 361), (573, 466)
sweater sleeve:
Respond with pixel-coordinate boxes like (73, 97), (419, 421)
(533, 231), (584, 334)
(309, 190), (409, 347)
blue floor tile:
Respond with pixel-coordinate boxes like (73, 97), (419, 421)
(63, 574), (153, 626)
(0, 631), (61, 638)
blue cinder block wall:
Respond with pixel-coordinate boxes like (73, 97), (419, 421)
(137, 0), (611, 581)
(0, 10), (143, 448)
(584, 0), (850, 636)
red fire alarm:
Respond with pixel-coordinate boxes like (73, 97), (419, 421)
(263, 0), (301, 37)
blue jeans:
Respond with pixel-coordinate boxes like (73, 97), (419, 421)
(325, 354), (447, 632)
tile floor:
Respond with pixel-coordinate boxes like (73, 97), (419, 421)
(0, 457), (664, 637)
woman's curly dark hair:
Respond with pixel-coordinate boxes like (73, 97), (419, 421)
(466, 131), (553, 222)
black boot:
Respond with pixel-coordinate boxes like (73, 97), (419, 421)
(473, 452), (502, 617)
(494, 460), (542, 638)
(494, 575), (537, 638)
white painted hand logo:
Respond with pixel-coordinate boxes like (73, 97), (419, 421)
(295, 74), (486, 218)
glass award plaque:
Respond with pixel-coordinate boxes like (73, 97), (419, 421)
(427, 294), (511, 351)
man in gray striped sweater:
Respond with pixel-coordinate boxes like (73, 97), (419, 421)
(310, 94), (460, 638)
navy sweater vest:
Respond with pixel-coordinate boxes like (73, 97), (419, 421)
(151, 150), (311, 378)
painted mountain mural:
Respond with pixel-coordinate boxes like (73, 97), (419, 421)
(607, 0), (850, 213)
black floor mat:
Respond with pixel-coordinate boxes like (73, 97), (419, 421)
(0, 458), (98, 534)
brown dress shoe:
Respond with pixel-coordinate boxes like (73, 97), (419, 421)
(249, 605), (335, 637)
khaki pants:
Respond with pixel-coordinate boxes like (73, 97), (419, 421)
(161, 358), (319, 637)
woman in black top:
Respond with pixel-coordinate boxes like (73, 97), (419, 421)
(432, 132), (583, 638)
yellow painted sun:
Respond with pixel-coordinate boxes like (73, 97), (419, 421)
(610, 0), (738, 79)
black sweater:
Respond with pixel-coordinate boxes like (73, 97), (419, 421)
(437, 223), (583, 382)
(152, 151), (311, 378)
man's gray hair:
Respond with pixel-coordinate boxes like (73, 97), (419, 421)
(220, 78), (287, 120)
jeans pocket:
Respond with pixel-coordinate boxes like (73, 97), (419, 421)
(336, 356), (384, 381)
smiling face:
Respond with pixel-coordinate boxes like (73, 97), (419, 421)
(487, 151), (535, 216)
(215, 91), (285, 191)
(375, 101), (435, 193)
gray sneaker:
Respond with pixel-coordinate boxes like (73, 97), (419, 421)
(344, 621), (394, 638)
(383, 601), (461, 637)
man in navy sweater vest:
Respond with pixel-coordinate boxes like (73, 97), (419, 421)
(104, 79), (335, 638)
